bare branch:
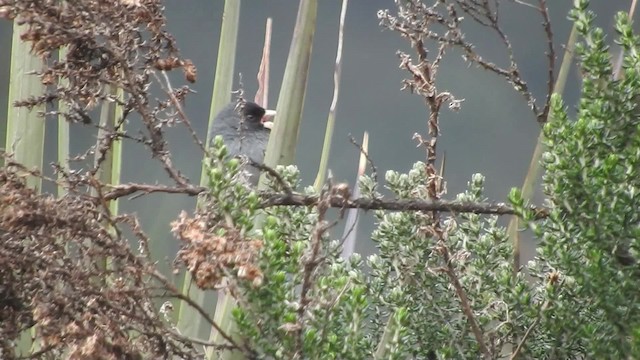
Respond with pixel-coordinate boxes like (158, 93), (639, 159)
(538, 0), (555, 121)
(437, 241), (492, 359)
(261, 192), (547, 219)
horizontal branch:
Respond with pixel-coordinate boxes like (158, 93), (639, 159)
(261, 193), (547, 218)
(103, 183), (206, 200)
(102, 183), (547, 218)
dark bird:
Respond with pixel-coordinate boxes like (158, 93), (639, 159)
(209, 100), (276, 185)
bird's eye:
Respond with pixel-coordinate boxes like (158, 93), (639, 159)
(246, 115), (255, 121)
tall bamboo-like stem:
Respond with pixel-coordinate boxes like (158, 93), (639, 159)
(93, 85), (124, 214)
(341, 131), (366, 258)
(6, 21), (46, 192)
(87, 85), (124, 290)
(260, 0), (317, 171)
(57, 47), (69, 198)
(314, 0), (348, 191)
(509, 25), (577, 272)
(210, 1), (318, 359)
(178, 0), (242, 345)
(6, 18), (46, 356)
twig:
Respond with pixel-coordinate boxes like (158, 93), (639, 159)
(1, 149), (548, 220)
(2, 152), (547, 219)
(248, 159), (294, 195)
(509, 299), (551, 359)
(152, 271), (247, 354)
(538, 0), (555, 122)
(167, 329), (238, 350)
(349, 134), (378, 187)
(156, 70), (209, 155)
(103, 182), (206, 200)
(510, 0), (538, 10)
(89, 101), (129, 177)
(317, 279), (352, 351)
(294, 188), (333, 356)
(438, 241), (492, 359)
(509, 318), (539, 360)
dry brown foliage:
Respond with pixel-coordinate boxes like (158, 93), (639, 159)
(0, 165), (200, 359)
(171, 211), (264, 290)
(0, 0), (209, 358)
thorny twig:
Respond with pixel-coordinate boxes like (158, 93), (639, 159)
(100, 179), (546, 218)
(155, 70), (209, 155)
(379, 0), (555, 123)
(509, 295), (554, 359)
(248, 158), (294, 195)
(294, 184), (334, 357)
(537, 0), (555, 121)
(436, 241), (492, 358)
(349, 134), (378, 191)
(151, 270), (252, 356)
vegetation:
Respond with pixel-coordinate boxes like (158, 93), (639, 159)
(1, 0), (639, 359)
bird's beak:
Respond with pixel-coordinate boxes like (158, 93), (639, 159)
(262, 109), (276, 130)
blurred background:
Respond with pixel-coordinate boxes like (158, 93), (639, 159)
(0, 1), (634, 271)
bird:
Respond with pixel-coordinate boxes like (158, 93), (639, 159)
(209, 100), (276, 186)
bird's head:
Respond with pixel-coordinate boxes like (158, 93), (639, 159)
(236, 101), (276, 132)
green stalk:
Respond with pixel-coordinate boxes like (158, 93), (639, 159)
(178, 0), (242, 345)
(509, 25), (578, 272)
(89, 85), (123, 284)
(204, 1), (241, 152)
(341, 131), (367, 258)
(612, 0), (638, 79)
(261, 0), (317, 171)
(93, 85), (124, 215)
(57, 47), (69, 198)
(6, 21), (46, 192)
(6, 19), (46, 357)
(211, 1), (318, 359)
(374, 308), (406, 359)
(313, 0), (348, 191)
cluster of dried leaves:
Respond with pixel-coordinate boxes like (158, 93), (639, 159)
(1, 0), (195, 108)
(171, 211), (264, 290)
(0, 0), (209, 358)
(0, 0), (199, 183)
(0, 164), (200, 359)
